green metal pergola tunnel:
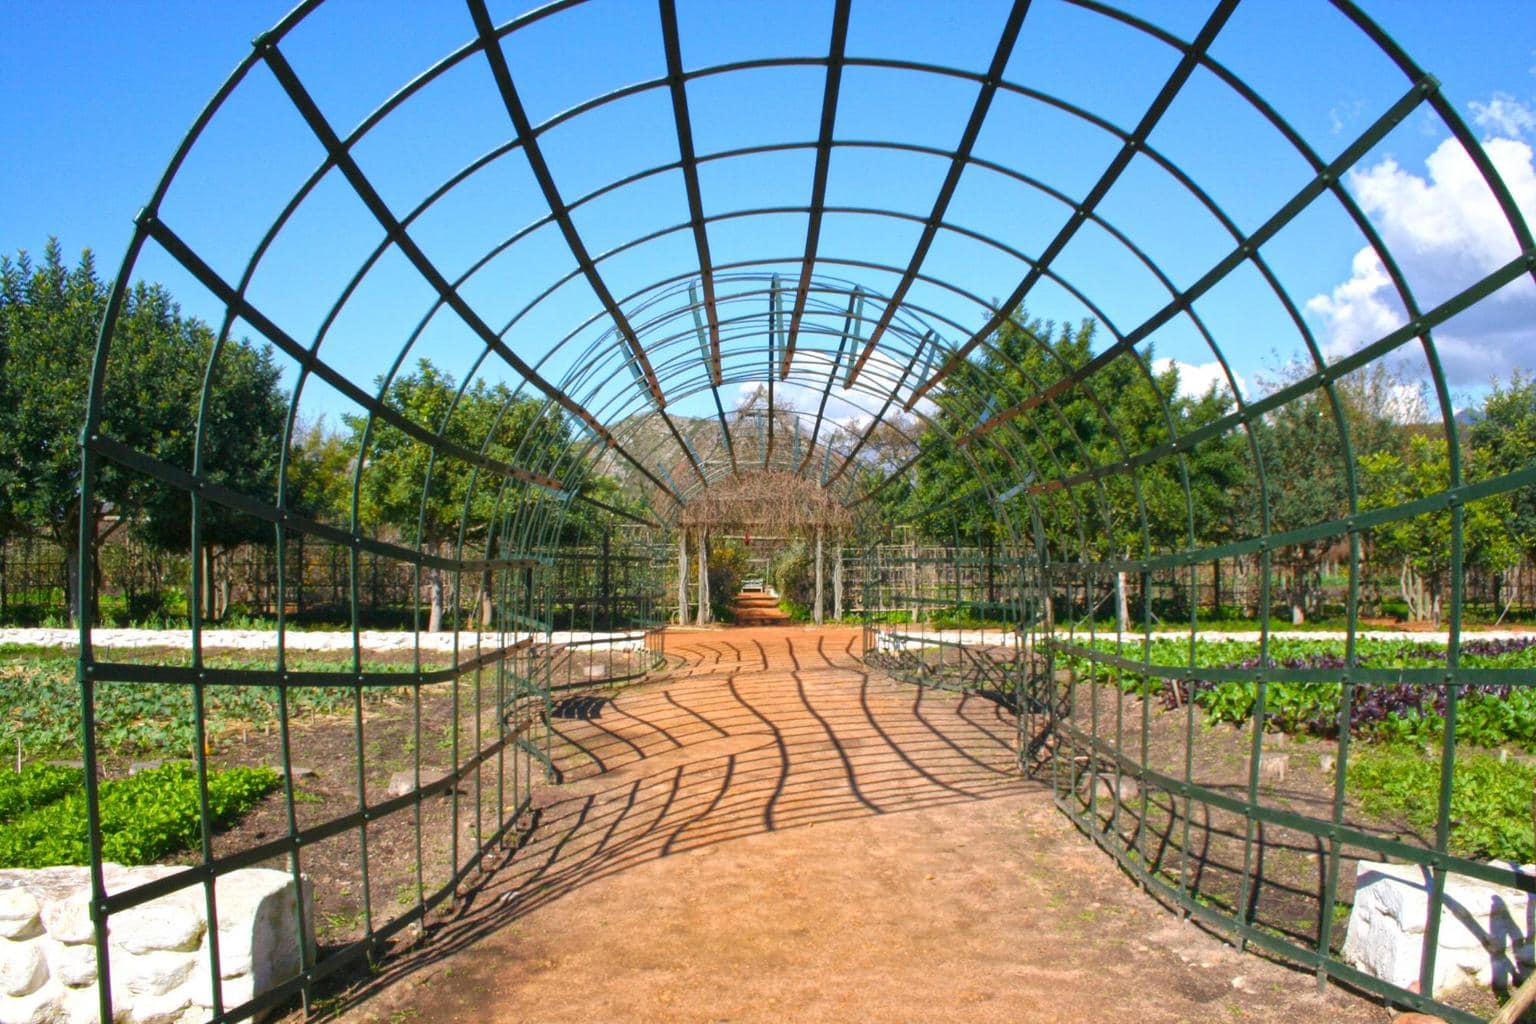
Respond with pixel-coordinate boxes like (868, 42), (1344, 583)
(69, 2), (1536, 1022)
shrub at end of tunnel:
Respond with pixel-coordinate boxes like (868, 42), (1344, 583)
(0, 762), (281, 869)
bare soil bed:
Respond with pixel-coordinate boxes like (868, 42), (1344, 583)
(1055, 673), (1530, 1023)
(128, 641), (651, 951)
(293, 625), (1391, 1024)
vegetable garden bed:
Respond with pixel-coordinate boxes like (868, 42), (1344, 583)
(1052, 634), (1536, 1022)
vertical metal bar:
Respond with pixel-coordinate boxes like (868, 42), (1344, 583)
(463, 0), (666, 406)
(1136, 566), (1152, 865)
(471, 555), (484, 869)
(183, 306), (241, 1015)
(1420, 500), (1466, 996)
(783, 0), (852, 375)
(75, 434), (115, 1024)
(270, 507), (314, 1013)
(349, 528), (374, 942)
(1316, 524), (1360, 980)
(767, 274), (781, 465)
(844, 0), (1031, 388)
(907, 0), (1242, 407)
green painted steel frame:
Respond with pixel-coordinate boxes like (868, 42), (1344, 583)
(75, 1), (1536, 1022)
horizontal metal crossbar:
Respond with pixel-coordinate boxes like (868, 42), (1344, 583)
(69, 4), (1536, 1024)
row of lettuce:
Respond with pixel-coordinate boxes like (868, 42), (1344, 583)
(1057, 635), (1536, 750)
(0, 762), (279, 869)
(3, 649), (414, 757)
(1056, 634), (1536, 863)
(0, 647), (386, 869)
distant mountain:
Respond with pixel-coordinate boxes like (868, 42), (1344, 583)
(591, 410), (714, 490)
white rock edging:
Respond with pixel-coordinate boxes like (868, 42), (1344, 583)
(0, 627), (646, 654)
(1342, 860), (1534, 996)
(0, 864), (313, 1024)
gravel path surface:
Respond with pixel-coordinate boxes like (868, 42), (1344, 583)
(319, 625), (1384, 1024)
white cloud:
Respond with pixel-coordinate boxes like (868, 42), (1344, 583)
(1305, 246), (1405, 348)
(1381, 381), (1433, 425)
(1152, 358), (1245, 400)
(727, 344), (938, 441)
(1304, 124), (1536, 386)
(1330, 99), (1366, 136)
(1470, 93), (1536, 139)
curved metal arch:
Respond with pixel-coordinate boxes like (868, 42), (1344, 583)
(114, 0), (1533, 526)
(558, 253), (1163, 574)
(126, 212), (1247, 642)
(503, 196), (1223, 569)
(541, 261), (1099, 568)
(453, 192), (1161, 528)
(575, 293), (1129, 581)
(75, 5), (1536, 1024)
(128, 24), (1409, 547)
(561, 267), (1110, 541)
(472, 254), (1014, 503)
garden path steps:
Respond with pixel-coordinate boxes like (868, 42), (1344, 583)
(727, 589), (793, 626)
(319, 625), (1381, 1024)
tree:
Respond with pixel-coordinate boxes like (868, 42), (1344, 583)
(0, 242), (109, 620)
(1248, 364), (1405, 623)
(281, 417), (355, 618)
(896, 310), (1247, 629)
(347, 360), (573, 631)
(132, 322), (289, 620)
(1469, 372), (1536, 566)
(1361, 434), (1517, 624)
(0, 240), (284, 623)
(286, 416), (354, 524)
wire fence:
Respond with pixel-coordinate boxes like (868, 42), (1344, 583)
(1, 529), (679, 630)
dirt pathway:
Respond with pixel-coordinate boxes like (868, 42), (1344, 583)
(325, 625), (1387, 1024)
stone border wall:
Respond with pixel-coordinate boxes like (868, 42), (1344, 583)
(1343, 859), (1534, 996)
(0, 864), (312, 1024)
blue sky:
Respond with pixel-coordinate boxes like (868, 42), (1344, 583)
(4, 0), (1534, 434)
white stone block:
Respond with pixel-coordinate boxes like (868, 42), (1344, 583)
(0, 894), (41, 943)
(0, 979), (64, 1024)
(115, 902), (204, 956)
(1343, 860), (1535, 996)
(0, 865), (312, 1024)
(52, 946), (95, 989)
(212, 870), (313, 1012)
(120, 952), (194, 998)
(0, 942), (47, 998)
(61, 986), (106, 1024)
(125, 989), (191, 1024)
(38, 898), (91, 949)
(209, 971), (253, 1011)
(184, 970), (259, 1013)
